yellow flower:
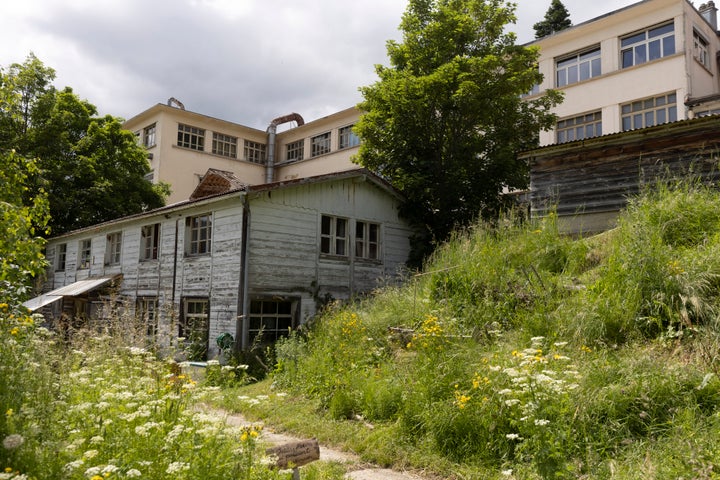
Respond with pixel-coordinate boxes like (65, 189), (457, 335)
(10, 328), (19, 336)
(4, 467), (12, 473)
(91, 476), (103, 480)
(5, 409), (13, 417)
(240, 432), (248, 442)
(250, 430), (259, 438)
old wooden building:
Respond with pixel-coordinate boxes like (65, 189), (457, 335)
(26, 169), (413, 358)
(520, 114), (720, 234)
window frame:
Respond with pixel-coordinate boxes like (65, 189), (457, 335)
(286, 139), (305, 161)
(338, 125), (360, 149)
(248, 298), (298, 345)
(55, 243), (67, 272)
(621, 92), (678, 131)
(620, 21), (675, 69)
(311, 132), (331, 157)
(244, 140), (266, 164)
(186, 213), (212, 256)
(140, 223), (160, 261)
(79, 239), (92, 270)
(556, 111), (602, 143)
(212, 132), (238, 158)
(177, 123), (205, 151)
(105, 232), (122, 266)
(694, 30), (711, 70)
(180, 297), (210, 361)
(143, 123), (156, 148)
(355, 220), (381, 261)
(137, 296), (159, 337)
(320, 215), (349, 257)
(555, 46), (601, 87)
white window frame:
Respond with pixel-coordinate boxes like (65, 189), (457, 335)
(694, 30), (710, 69)
(621, 22), (675, 69)
(555, 47), (601, 87)
(105, 232), (122, 266)
(177, 123), (205, 151)
(137, 297), (158, 337)
(79, 239), (92, 270)
(186, 213), (212, 256)
(320, 215), (348, 257)
(355, 221), (381, 260)
(55, 243), (67, 272)
(212, 132), (238, 158)
(181, 297), (210, 361)
(556, 111), (602, 143)
(311, 132), (331, 157)
(140, 223), (160, 261)
(143, 123), (156, 148)
(286, 139), (304, 161)
(244, 140), (266, 164)
(621, 92), (677, 131)
(338, 125), (360, 149)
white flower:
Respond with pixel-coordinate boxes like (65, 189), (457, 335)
(501, 469), (513, 476)
(63, 460), (84, 472)
(90, 436), (104, 445)
(498, 389), (513, 395)
(126, 469), (142, 477)
(84, 466), (102, 476)
(505, 433), (522, 440)
(83, 449), (99, 459)
(2, 434), (24, 450)
(504, 399), (521, 407)
(206, 359), (220, 366)
(102, 464), (119, 474)
(534, 419), (550, 426)
(166, 461), (190, 474)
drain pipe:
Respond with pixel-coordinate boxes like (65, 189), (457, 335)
(265, 113), (305, 184)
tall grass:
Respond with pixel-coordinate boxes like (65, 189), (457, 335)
(273, 180), (720, 478)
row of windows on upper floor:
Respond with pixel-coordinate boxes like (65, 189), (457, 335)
(526, 21), (711, 95)
(53, 213), (380, 272)
(556, 91), (681, 143)
(136, 122), (360, 165)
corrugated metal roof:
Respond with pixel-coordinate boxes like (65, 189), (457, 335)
(23, 275), (121, 312)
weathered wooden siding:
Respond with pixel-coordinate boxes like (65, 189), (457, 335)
(524, 116), (720, 234)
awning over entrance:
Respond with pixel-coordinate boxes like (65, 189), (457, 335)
(23, 275), (121, 312)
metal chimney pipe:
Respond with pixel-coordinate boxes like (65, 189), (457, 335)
(265, 113), (305, 184)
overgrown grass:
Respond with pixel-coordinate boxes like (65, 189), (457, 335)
(258, 179), (720, 479)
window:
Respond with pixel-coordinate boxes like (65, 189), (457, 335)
(286, 139), (304, 161)
(181, 298), (209, 361)
(521, 83), (541, 98)
(105, 232), (122, 265)
(177, 124), (205, 151)
(694, 31), (710, 69)
(339, 125), (360, 149)
(143, 123), (156, 147)
(186, 214), (212, 256)
(621, 22), (675, 69)
(137, 297), (158, 337)
(249, 299), (296, 344)
(140, 223), (160, 261)
(355, 221), (380, 260)
(621, 93), (677, 131)
(55, 243), (67, 272)
(556, 112), (602, 143)
(311, 132), (331, 157)
(244, 140), (266, 164)
(320, 215), (348, 256)
(556, 47), (601, 87)
(212, 132), (237, 158)
(79, 239), (92, 269)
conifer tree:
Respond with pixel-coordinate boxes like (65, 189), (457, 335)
(533, 0), (572, 38)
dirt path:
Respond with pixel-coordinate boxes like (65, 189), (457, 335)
(221, 411), (428, 479)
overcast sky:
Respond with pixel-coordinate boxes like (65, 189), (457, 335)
(1, 0), (638, 129)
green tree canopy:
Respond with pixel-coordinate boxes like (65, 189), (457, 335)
(533, 0), (572, 39)
(0, 53), (168, 236)
(354, 0), (561, 263)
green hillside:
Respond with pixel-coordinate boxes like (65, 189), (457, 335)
(252, 179), (720, 479)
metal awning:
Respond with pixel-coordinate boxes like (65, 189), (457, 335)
(23, 275), (121, 312)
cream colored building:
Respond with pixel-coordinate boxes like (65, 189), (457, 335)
(123, 100), (361, 204)
(526, 0), (720, 146)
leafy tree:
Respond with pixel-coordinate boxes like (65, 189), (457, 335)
(533, 0), (572, 39)
(355, 0), (562, 263)
(0, 54), (168, 235)
(0, 149), (49, 297)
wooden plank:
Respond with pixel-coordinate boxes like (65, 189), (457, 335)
(266, 439), (320, 469)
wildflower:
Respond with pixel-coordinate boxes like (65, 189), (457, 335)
(2, 434), (24, 450)
(5, 409), (12, 417)
(534, 419), (550, 426)
(505, 433), (522, 440)
(502, 469), (513, 476)
(166, 462), (189, 474)
(83, 449), (99, 459)
(504, 399), (521, 407)
(84, 467), (102, 477)
(64, 460), (84, 472)
(126, 469), (141, 478)
(90, 475), (103, 480)
(581, 345), (592, 353)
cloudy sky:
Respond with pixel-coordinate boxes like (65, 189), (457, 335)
(1, 0), (637, 129)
